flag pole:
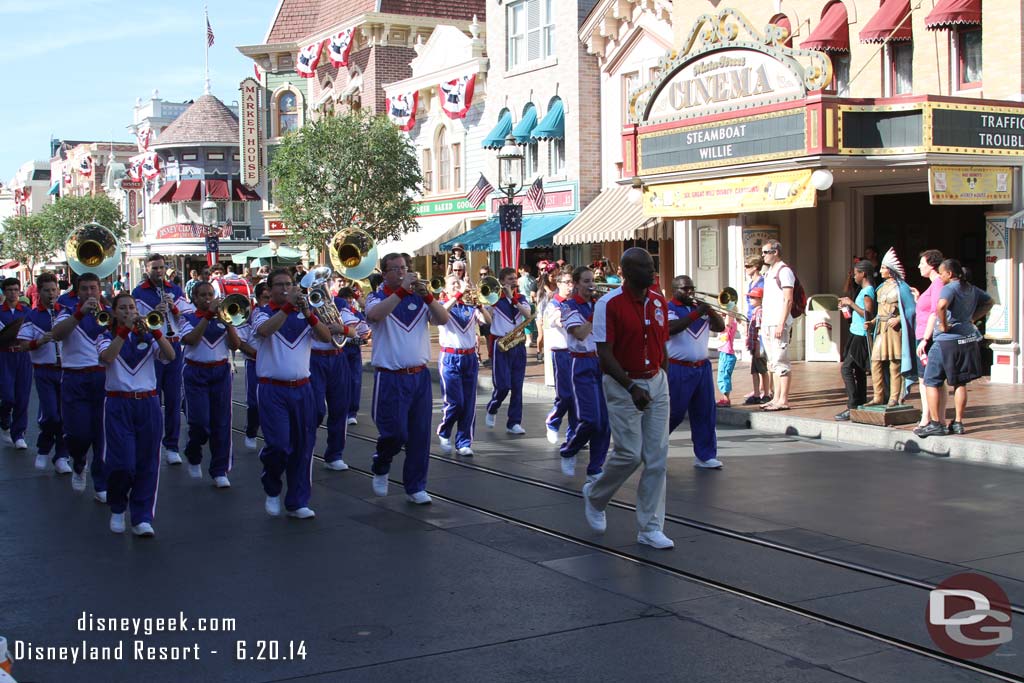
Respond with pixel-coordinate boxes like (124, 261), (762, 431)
(204, 4), (211, 95)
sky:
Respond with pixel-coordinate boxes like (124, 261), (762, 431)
(0, 0), (279, 181)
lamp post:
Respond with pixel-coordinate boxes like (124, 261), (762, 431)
(495, 133), (525, 269)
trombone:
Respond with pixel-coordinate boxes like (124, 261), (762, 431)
(694, 287), (748, 322)
(218, 294), (251, 326)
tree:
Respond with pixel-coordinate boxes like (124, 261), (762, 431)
(0, 213), (56, 274)
(268, 111), (422, 255)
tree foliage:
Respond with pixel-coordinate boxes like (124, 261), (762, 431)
(0, 213), (55, 273)
(268, 111), (422, 253)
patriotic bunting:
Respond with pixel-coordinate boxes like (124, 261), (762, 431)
(13, 187), (31, 209)
(78, 156), (93, 177)
(253, 63), (262, 83)
(386, 91), (418, 132)
(296, 40), (324, 78)
(136, 124), (152, 152)
(498, 203), (523, 271)
(130, 152), (161, 181)
(439, 73), (477, 120)
(125, 158), (143, 183)
(206, 234), (220, 267)
(327, 28), (355, 68)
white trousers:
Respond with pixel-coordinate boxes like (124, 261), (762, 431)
(588, 370), (670, 533)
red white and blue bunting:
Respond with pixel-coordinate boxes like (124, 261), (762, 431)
(439, 73), (477, 120)
(129, 152), (161, 181)
(386, 91), (418, 132)
(327, 28), (355, 68)
(296, 40), (324, 78)
(78, 156), (93, 177)
(136, 123), (152, 152)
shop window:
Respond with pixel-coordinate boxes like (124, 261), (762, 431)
(182, 153), (198, 161)
(526, 139), (539, 178)
(422, 149), (433, 193)
(232, 201), (247, 223)
(621, 71), (639, 125)
(507, 0), (555, 69)
(769, 14), (793, 47)
(886, 43), (913, 96)
(207, 152), (224, 160)
(548, 138), (565, 175)
(217, 203), (227, 224)
(956, 28), (982, 88)
(278, 91), (299, 135)
(832, 54), (851, 96)
(436, 129), (450, 193)
(452, 142), (462, 189)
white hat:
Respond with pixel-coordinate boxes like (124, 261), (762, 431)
(881, 247), (905, 280)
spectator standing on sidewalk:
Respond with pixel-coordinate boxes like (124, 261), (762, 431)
(760, 240), (794, 411)
(912, 250), (945, 429)
(835, 261), (876, 421)
(742, 259), (769, 404)
(716, 313), (738, 407)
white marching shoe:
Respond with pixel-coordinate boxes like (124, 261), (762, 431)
(132, 523), (155, 537)
(347, 416), (358, 426)
(546, 427), (559, 445)
(438, 436), (453, 454)
(372, 474), (389, 497)
(14, 438), (28, 450)
(324, 459), (349, 471)
(637, 530), (675, 549)
(582, 482), (606, 533)
(506, 424), (526, 435)
(54, 457), (73, 474)
(109, 513), (126, 534)
(407, 491), (432, 505)
(694, 458), (723, 469)
(165, 450), (182, 465)
(287, 507), (316, 519)
(560, 455), (576, 476)
(71, 471), (87, 492)
(213, 476), (231, 488)
(244, 437), (258, 450)
(188, 464), (202, 479)
(456, 446), (474, 457)
(34, 453), (48, 470)
(264, 496), (282, 517)
(93, 490), (107, 503)
(485, 413), (495, 428)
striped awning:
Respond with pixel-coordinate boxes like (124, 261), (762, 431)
(859, 0), (913, 43)
(554, 185), (658, 245)
(925, 0), (981, 29)
(802, 1), (851, 52)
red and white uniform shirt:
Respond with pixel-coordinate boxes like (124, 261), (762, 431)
(486, 292), (529, 338)
(439, 302), (485, 350)
(666, 302), (710, 362)
(592, 287), (669, 375)
(235, 320), (260, 361)
(561, 295), (597, 355)
(54, 294), (110, 369)
(179, 312), (231, 363)
(17, 305), (62, 365)
(543, 295), (569, 350)
(97, 332), (162, 392)
(251, 304), (314, 381)
(365, 286), (441, 370)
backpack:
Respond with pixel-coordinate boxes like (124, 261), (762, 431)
(774, 266), (807, 319)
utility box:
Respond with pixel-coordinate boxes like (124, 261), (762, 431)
(989, 342), (1019, 384)
(805, 294), (840, 362)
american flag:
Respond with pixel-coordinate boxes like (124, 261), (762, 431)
(465, 173), (494, 207)
(206, 12), (215, 47)
(526, 176), (545, 211)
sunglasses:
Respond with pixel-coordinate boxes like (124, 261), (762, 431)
(761, 249), (777, 255)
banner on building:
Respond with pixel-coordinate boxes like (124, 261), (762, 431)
(929, 166), (1013, 205)
(296, 40), (324, 78)
(239, 77), (261, 189)
(78, 156), (93, 177)
(984, 214), (1013, 340)
(439, 73), (476, 119)
(642, 169), (817, 218)
(127, 190), (138, 227)
(327, 28), (355, 67)
(129, 152), (161, 181)
(386, 91), (418, 132)
(206, 235), (220, 266)
(136, 123), (152, 152)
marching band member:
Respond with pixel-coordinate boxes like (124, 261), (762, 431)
(237, 283), (269, 450)
(484, 267), (531, 434)
(338, 287), (366, 426)
(16, 273), (69, 472)
(0, 278), (31, 450)
(178, 282), (241, 486)
(437, 275), (491, 456)
(51, 272), (111, 498)
(253, 268), (333, 519)
(666, 275), (725, 469)
(132, 253), (194, 465)
(308, 287), (361, 472)
(559, 266), (609, 481)
(365, 253), (449, 503)
(544, 266), (577, 446)
(97, 292), (176, 536)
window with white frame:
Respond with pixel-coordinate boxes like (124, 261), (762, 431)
(526, 139), (539, 178)
(833, 53), (851, 96)
(278, 91), (299, 135)
(507, 0), (555, 69)
(232, 202), (247, 223)
(422, 149), (433, 193)
(436, 128), (450, 193)
(886, 43), (913, 96)
(955, 28), (982, 88)
(548, 139), (565, 175)
(452, 142), (462, 189)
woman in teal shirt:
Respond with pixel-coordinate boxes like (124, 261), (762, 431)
(835, 261), (875, 420)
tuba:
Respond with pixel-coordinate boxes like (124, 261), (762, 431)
(66, 223), (120, 278)
(329, 228), (378, 281)
(300, 266), (348, 347)
(218, 294), (251, 326)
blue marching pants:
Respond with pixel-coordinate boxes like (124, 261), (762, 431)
(668, 361), (718, 462)
(62, 370), (107, 489)
(103, 396), (162, 524)
(371, 369), (432, 494)
(183, 362), (234, 477)
(559, 356), (609, 476)
(258, 381), (317, 511)
(154, 342), (183, 450)
(33, 366), (67, 461)
(245, 359), (259, 438)
(310, 351), (351, 463)
(487, 343), (526, 428)
(0, 351), (31, 441)
(344, 345), (362, 419)
(546, 349), (578, 442)
(437, 351), (479, 449)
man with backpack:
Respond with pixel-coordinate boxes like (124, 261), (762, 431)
(760, 239), (805, 411)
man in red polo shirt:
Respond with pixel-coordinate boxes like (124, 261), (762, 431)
(582, 248), (674, 549)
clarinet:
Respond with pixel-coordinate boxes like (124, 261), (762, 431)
(156, 280), (172, 335)
(49, 308), (62, 366)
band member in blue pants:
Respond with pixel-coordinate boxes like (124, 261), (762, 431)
(484, 267), (531, 434)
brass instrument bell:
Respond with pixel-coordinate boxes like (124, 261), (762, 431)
(477, 276), (501, 306)
(218, 294), (251, 326)
(65, 223), (121, 279)
(94, 311), (112, 327)
(329, 228), (378, 281)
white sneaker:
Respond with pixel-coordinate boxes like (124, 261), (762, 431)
(286, 507), (316, 519)
(438, 436), (453, 453)
(585, 473), (601, 486)
(94, 490), (107, 503)
(264, 495), (282, 516)
(372, 474), (389, 497)
(456, 446), (474, 457)
(324, 459), (349, 471)
(407, 491), (432, 505)
(132, 522), (155, 537)
(695, 458), (724, 469)
(506, 424), (526, 435)
(188, 464), (202, 479)
(560, 455), (576, 476)
(71, 471), (87, 492)
(582, 481), (606, 533)
(546, 427), (559, 445)
(165, 450), (182, 465)
(54, 457), (73, 474)
(110, 513), (126, 534)
(213, 476), (231, 488)
(35, 453), (49, 470)
(347, 416), (358, 426)
(14, 438), (28, 450)
(637, 530), (675, 549)
(485, 413), (495, 428)
(244, 437), (258, 450)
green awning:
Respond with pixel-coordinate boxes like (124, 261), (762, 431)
(532, 100), (564, 141)
(482, 111), (513, 150)
(440, 212), (575, 252)
(512, 106), (538, 145)
(230, 244), (302, 265)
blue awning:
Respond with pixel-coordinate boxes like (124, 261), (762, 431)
(512, 106), (538, 145)
(532, 100), (564, 141)
(48, 181), (60, 195)
(482, 110), (513, 150)
(441, 212), (575, 252)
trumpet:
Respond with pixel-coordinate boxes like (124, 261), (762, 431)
(300, 266), (349, 347)
(135, 311), (164, 332)
(218, 294), (251, 326)
(95, 310), (112, 327)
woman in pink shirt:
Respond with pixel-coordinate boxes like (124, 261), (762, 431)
(912, 250), (945, 428)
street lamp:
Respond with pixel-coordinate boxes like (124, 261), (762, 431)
(201, 195), (218, 230)
(496, 133), (524, 201)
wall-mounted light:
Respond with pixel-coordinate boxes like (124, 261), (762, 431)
(627, 176), (644, 205)
(811, 169), (834, 191)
